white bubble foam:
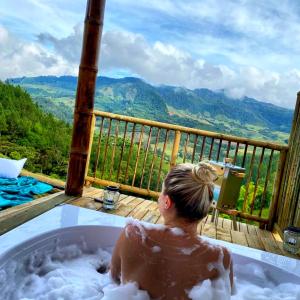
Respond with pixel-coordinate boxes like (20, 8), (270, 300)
(1, 229), (299, 300)
(151, 246), (161, 253)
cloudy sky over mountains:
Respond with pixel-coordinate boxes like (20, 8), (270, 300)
(1, 0), (300, 108)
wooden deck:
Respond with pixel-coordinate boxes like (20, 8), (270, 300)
(0, 183), (298, 260)
(69, 187), (299, 259)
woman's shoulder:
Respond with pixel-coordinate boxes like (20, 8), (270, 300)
(196, 237), (232, 264)
(126, 218), (165, 232)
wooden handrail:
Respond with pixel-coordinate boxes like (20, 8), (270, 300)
(93, 110), (288, 151)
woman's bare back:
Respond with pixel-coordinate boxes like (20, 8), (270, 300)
(111, 221), (233, 300)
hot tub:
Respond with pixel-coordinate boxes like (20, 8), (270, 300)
(0, 224), (299, 300)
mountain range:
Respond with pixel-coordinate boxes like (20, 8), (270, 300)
(7, 76), (293, 143)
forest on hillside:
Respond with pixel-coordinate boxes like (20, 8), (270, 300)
(0, 82), (71, 178)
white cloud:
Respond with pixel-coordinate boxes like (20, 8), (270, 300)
(100, 30), (299, 108)
(36, 27), (299, 108)
(0, 26), (77, 79)
(0, 19), (300, 108)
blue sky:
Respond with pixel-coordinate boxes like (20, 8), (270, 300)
(1, 0), (300, 108)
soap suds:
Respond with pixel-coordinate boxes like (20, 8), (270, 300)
(170, 227), (185, 236)
(152, 246), (161, 253)
(180, 245), (200, 255)
(0, 242), (299, 300)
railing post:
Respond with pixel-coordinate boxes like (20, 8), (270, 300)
(267, 149), (287, 230)
(170, 130), (181, 168)
(84, 114), (96, 185)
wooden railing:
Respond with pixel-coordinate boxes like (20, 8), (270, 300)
(85, 111), (288, 227)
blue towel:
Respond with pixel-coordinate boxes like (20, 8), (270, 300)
(0, 176), (53, 209)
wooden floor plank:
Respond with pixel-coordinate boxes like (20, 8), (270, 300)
(128, 200), (154, 218)
(147, 201), (158, 211)
(111, 198), (144, 217)
(202, 223), (217, 239)
(247, 224), (258, 236)
(141, 210), (161, 223)
(239, 222), (248, 234)
(73, 198), (103, 210)
(222, 218), (232, 231)
(260, 237), (284, 255)
(71, 188), (102, 208)
(216, 227), (232, 243)
(256, 228), (274, 240)
(216, 216), (224, 228)
(119, 195), (138, 205)
(245, 233), (264, 250)
(110, 204), (134, 217)
(132, 209), (149, 220)
(231, 231), (248, 247)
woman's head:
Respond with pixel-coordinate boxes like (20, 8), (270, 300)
(159, 162), (218, 222)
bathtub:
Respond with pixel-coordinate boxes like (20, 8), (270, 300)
(0, 205), (299, 299)
(0, 225), (299, 287)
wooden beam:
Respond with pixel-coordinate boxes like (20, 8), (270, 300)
(0, 192), (75, 235)
(85, 176), (160, 198)
(21, 169), (65, 189)
(65, 0), (106, 196)
(276, 92), (300, 230)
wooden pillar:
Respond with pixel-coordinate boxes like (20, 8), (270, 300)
(276, 92), (300, 232)
(65, 0), (106, 196)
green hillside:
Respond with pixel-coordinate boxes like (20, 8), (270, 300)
(0, 80), (279, 213)
(8, 76), (292, 143)
(0, 81), (71, 178)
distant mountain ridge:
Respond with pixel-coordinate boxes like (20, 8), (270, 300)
(8, 76), (293, 142)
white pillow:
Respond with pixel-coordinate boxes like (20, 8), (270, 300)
(0, 158), (27, 179)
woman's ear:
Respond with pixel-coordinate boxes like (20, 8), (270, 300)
(165, 195), (173, 209)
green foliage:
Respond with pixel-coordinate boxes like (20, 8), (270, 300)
(88, 134), (169, 192)
(238, 182), (264, 212)
(0, 81), (71, 178)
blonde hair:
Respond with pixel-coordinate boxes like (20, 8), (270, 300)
(163, 162), (217, 221)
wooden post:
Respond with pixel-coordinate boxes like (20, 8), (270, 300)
(84, 114), (96, 180)
(267, 149), (287, 230)
(65, 0), (106, 196)
(170, 130), (181, 168)
(276, 92), (300, 233)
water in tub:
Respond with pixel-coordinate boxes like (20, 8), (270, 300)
(0, 222), (299, 299)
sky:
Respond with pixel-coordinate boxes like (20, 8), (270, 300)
(1, 0), (300, 108)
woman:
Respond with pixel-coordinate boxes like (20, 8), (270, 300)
(110, 162), (233, 299)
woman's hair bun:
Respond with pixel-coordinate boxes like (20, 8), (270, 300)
(163, 162), (218, 221)
(191, 161), (218, 185)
